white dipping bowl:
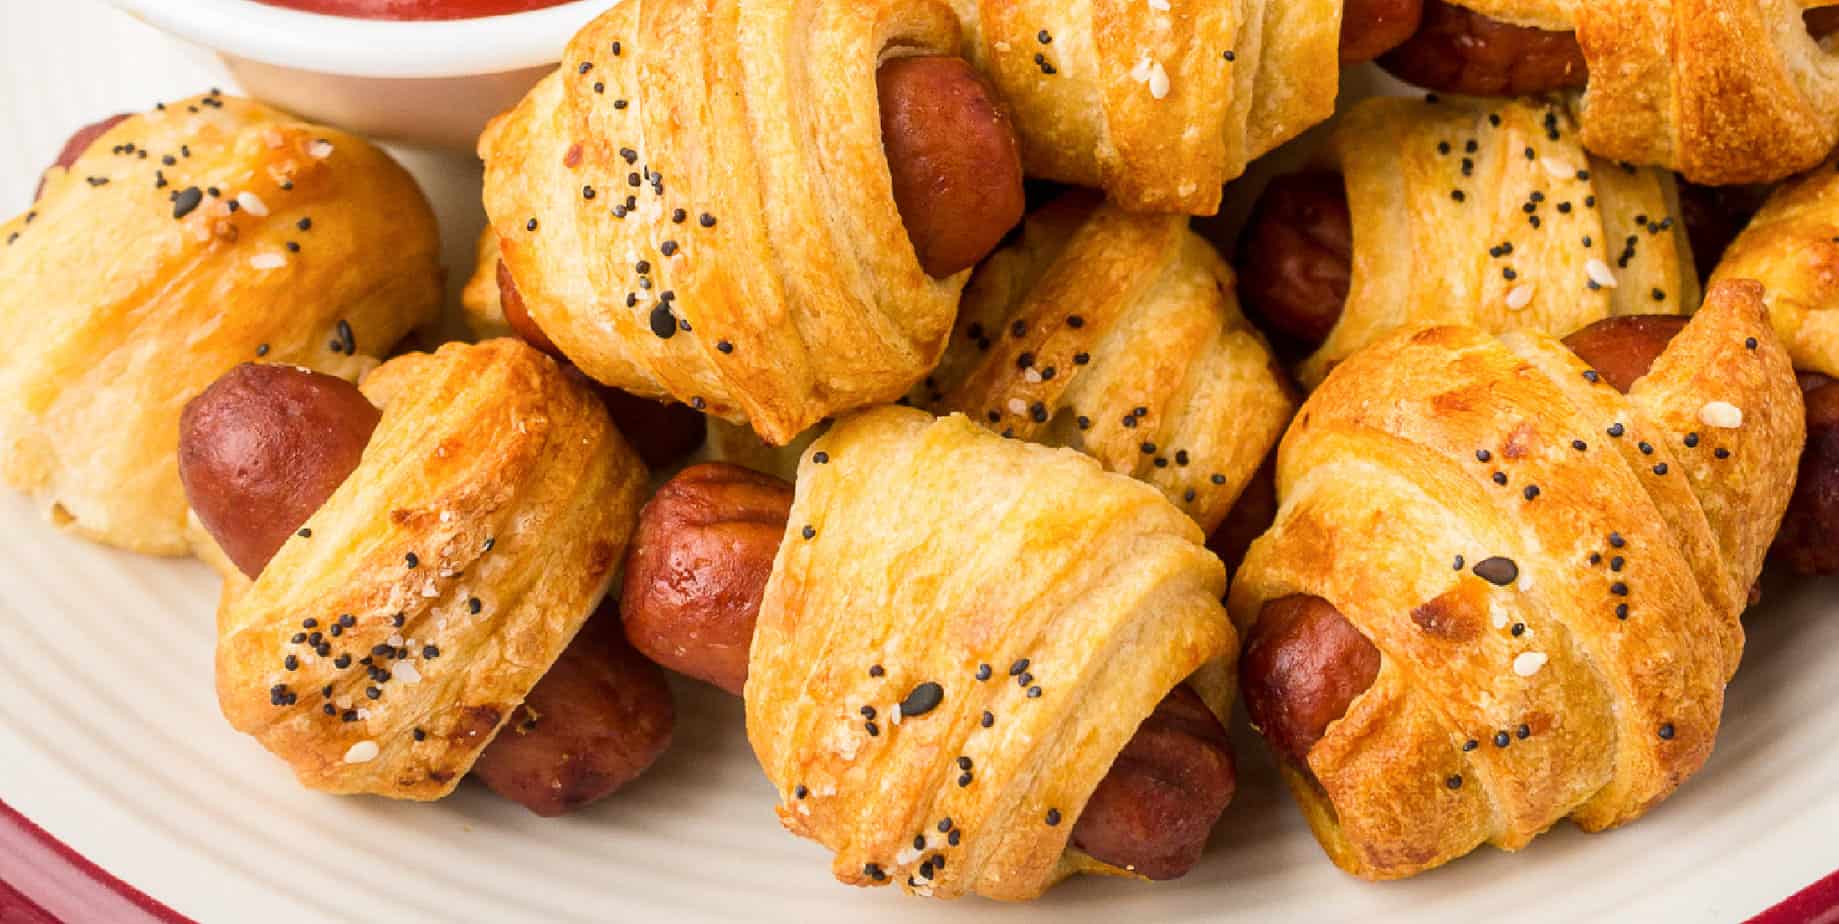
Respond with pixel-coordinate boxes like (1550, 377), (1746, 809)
(106, 0), (612, 149)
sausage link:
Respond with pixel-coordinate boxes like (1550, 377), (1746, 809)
(495, 258), (561, 356)
(1775, 374), (1839, 576)
(877, 56), (1026, 278)
(178, 364), (381, 578)
(1560, 315), (1688, 394)
(1378, 0), (1587, 97)
(620, 463), (1234, 875)
(1069, 684), (1236, 880)
(471, 604), (676, 816)
(1676, 181), (1771, 280)
(1236, 172), (1354, 352)
(1340, 0), (1426, 65)
(1205, 453), (1277, 577)
(1239, 594), (1381, 769)
(1810, 7), (1839, 40)
(36, 113), (130, 201)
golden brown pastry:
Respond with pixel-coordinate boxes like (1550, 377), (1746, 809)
(213, 340), (650, 799)
(1710, 157), (1839, 378)
(0, 92), (440, 556)
(1382, 0), (1839, 184)
(1228, 281), (1803, 878)
(948, 0), (1341, 214)
(477, 0), (1016, 446)
(915, 194), (1294, 533)
(1263, 95), (1697, 389)
(745, 407), (1235, 899)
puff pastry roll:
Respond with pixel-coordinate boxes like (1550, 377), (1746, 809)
(1238, 95), (1696, 389)
(1382, 0), (1839, 184)
(214, 340), (649, 798)
(0, 92), (440, 556)
(915, 195), (1294, 533)
(1710, 158), (1839, 378)
(1229, 281), (1803, 878)
(479, 0), (1013, 446)
(746, 407), (1234, 900)
(949, 0), (1340, 214)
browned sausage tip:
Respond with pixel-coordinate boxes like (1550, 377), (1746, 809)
(495, 258), (561, 357)
(471, 605), (675, 816)
(1070, 684), (1236, 880)
(37, 113), (131, 201)
(1775, 374), (1839, 576)
(1340, 0), (1426, 65)
(1239, 594), (1381, 769)
(1560, 315), (1688, 394)
(178, 364), (380, 578)
(877, 56), (1026, 278)
(1236, 171), (1354, 352)
(1378, 0), (1587, 97)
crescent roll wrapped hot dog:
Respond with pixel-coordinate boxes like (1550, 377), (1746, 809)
(1381, 0), (1839, 185)
(949, 0), (1342, 214)
(1236, 95), (1696, 389)
(203, 341), (657, 801)
(0, 93), (440, 555)
(476, 0), (1025, 446)
(914, 194), (1294, 533)
(1229, 281), (1803, 879)
(738, 407), (1236, 899)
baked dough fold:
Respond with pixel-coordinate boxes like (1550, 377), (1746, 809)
(1229, 281), (1802, 878)
(0, 93), (440, 555)
(216, 340), (648, 799)
(746, 407), (1233, 900)
(1299, 95), (1695, 388)
(1710, 156), (1839, 377)
(949, 0), (1340, 214)
(478, 0), (968, 446)
(916, 195), (1294, 533)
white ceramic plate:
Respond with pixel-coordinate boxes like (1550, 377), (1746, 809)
(3, 3), (1836, 922)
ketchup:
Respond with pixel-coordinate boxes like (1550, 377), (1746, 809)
(253, 0), (574, 20)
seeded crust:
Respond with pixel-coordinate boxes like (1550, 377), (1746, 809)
(917, 194), (1294, 534)
(477, 0), (967, 447)
(0, 94), (440, 556)
(745, 408), (1234, 900)
(215, 340), (649, 800)
(1449, 0), (1839, 184)
(948, 0), (1340, 215)
(1228, 281), (1803, 879)
(1710, 156), (1839, 377)
(1300, 95), (1696, 389)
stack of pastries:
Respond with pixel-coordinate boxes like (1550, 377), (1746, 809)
(5, 0), (1836, 903)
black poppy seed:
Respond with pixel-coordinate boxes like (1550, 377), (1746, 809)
(649, 305), (676, 339)
(1610, 582), (1629, 596)
(291, 632), (307, 644)
(1584, 370), (1601, 384)
(1453, 554), (1466, 570)
(1653, 463), (1669, 475)
(1029, 403), (1048, 423)
(948, 830), (961, 846)
(1610, 556), (1625, 571)
(1451, 189), (1466, 203)
(1558, 202), (1572, 213)
(975, 663), (992, 681)
(1463, 739), (1479, 751)
(1715, 448), (1731, 459)
(1183, 488), (1196, 502)
(365, 686), (381, 700)
(1608, 423), (1626, 438)
(1011, 320), (1027, 338)
(1016, 352), (1035, 370)
(1573, 440), (1588, 451)
(1008, 658), (1030, 676)
(1684, 433), (1700, 448)
(334, 654), (351, 669)
(865, 721), (879, 736)
(1590, 552), (1603, 565)
(316, 644), (331, 657)
(466, 597), (482, 615)
(296, 527), (312, 538)
(1524, 485), (1541, 501)
(1658, 723), (1675, 740)
(1638, 441), (1654, 455)
(1223, 49), (1236, 61)
(1473, 556), (1520, 586)
(1504, 267), (1518, 281)
(900, 681), (944, 717)
(1609, 532), (1626, 548)
(1044, 808), (1062, 826)
(1495, 731), (1511, 748)
(372, 643), (394, 657)
(1745, 337), (1759, 350)
(1616, 603), (1630, 619)
(526, 218), (539, 231)
(980, 711), (994, 728)
(1017, 672), (1032, 686)
(1141, 442), (1157, 454)
(323, 704), (337, 716)
(660, 240), (679, 257)
(284, 654), (299, 671)
(1447, 775), (1464, 790)
(392, 612), (407, 627)
(1122, 415), (1138, 429)
(1493, 472), (1509, 486)
(1477, 449), (1493, 462)
(958, 773), (973, 787)
(913, 834), (926, 851)
(1211, 473), (1227, 485)
(1511, 622), (1527, 637)
(1066, 314), (1085, 329)
(404, 552), (419, 569)
(1027, 686), (1042, 698)
(869, 664), (885, 677)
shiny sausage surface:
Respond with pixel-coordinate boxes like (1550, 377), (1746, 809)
(1378, 0), (1587, 97)
(37, 113), (130, 201)
(1776, 373), (1839, 576)
(1560, 315), (1688, 394)
(1340, 0), (1425, 65)
(1239, 594), (1381, 769)
(178, 364), (380, 578)
(619, 463), (1234, 875)
(471, 606), (676, 816)
(1236, 172), (1354, 352)
(877, 56), (1026, 278)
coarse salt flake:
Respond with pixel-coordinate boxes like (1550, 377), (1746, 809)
(1699, 401), (1744, 429)
(236, 192), (269, 216)
(343, 740), (379, 763)
(1023, 368), (1043, 384)
(308, 139), (335, 159)
(1148, 0), (1171, 9)
(249, 253), (286, 270)
(1007, 398), (1028, 416)
(1513, 651), (1548, 677)
(394, 662), (421, 684)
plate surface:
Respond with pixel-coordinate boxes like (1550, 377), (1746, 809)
(2, 4), (1836, 922)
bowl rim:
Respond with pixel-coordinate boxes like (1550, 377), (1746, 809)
(106, 0), (611, 79)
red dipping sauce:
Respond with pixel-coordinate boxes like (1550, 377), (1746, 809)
(253, 0), (575, 20)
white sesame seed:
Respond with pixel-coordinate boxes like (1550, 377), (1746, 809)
(235, 191), (269, 216)
(1007, 398), (1028, 415)
(1023, 368), (1043, 384)
(1505, 284), (1535, 310)
(1540, 158), (1576, 180)
(387, 634), (405, 647)
(1490, 601), (1509, 629)
(308, 139), (335, 159)
(1513, 651), (1548, 676)
(1699, 401), (1744, 429)
(1585, 259), (1618, 289)
(394, 661), (421, 684)
(890, 703), (903, 725)
(343, 740), (379, 763)
(249, 253), (286, 270)
(993, 40), (1011, 52)
(1147, 0), (1171, 10)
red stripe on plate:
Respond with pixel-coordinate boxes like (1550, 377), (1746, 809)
(1750, 870), (1839, 924)
(0, 799), (191, 924)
